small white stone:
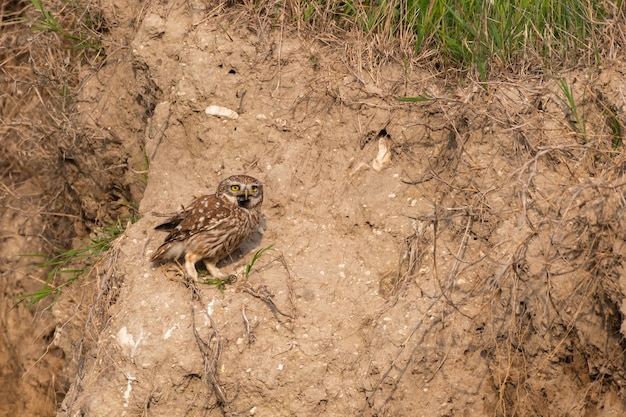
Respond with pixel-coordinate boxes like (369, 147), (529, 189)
(372, 137), (392, 171)
(205, 105), (239, 119)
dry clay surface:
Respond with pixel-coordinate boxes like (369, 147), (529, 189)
(50, 1), (626, 416)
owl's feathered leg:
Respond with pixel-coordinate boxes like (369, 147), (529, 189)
(202, 259), (225, 278)
(184, 252), (202, 281)
(184, 253), (226, 281)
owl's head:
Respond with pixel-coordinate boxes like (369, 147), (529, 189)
(216, 175), (263, 209)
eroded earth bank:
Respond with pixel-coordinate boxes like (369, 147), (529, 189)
(2, 1), (626, 416)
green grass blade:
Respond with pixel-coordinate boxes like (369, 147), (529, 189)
(17, 216), (135, 306)
(397, 94), (433, 102)
(245, 244), (274, 278)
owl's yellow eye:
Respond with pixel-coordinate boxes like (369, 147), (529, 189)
(230, 185), (240, 192)
(251, 186), (258, 193)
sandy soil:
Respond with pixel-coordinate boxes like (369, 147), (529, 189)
(2, 0), (626, 416)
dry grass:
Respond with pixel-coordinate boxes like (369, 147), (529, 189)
(222, 0), (626, 80)
(0, 2), (113, 412)
(0, 0), (106, 249)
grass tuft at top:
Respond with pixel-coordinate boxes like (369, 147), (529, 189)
(284, 0), (623, 77)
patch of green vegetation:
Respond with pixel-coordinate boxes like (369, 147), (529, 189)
(606, 107), (622, 150)
(245, 244), (274, 278)
(202, 275), (238, 292)
(288, 0), (620, 77)
(17, 216), (135, 306)
(592, 89), (623, 150)
(30, 0), (105, 57)
(131, 146), (150, 188)
(198, 244), (274, 291)
(397, 94), (433, 102)
(557, 77), (588, 143)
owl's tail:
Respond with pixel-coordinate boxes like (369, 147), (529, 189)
(150, 241), (185, 263)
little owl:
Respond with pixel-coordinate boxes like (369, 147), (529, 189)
(150, 175), (264, 281)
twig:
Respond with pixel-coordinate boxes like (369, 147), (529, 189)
(191, 303), (229, 416)
(241, 306), (255, 346)
(236, 89), (246, 115)
(243, 284), (294, 332)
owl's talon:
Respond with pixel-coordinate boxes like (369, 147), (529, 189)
(224, 274), (238, 285)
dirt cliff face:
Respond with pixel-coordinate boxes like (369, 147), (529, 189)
(2, 0), (626, 416)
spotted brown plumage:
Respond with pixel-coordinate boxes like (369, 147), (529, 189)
(150, 175), (263, 281)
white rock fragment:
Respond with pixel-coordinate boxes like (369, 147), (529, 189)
(207, 300), (216, 315)
(116, 326), (143, 359)
(164, 324), (179, 340)
(372, 137), (391, 171)
(205, 105), (239, 119)
(117, 326), (135, 348)
(123, 373), (136, 408)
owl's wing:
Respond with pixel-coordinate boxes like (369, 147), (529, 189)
(154, 211), (186, 231)
(161, 194), (235, 242)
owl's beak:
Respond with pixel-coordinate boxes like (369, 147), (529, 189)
(237, 190), (250, 206)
